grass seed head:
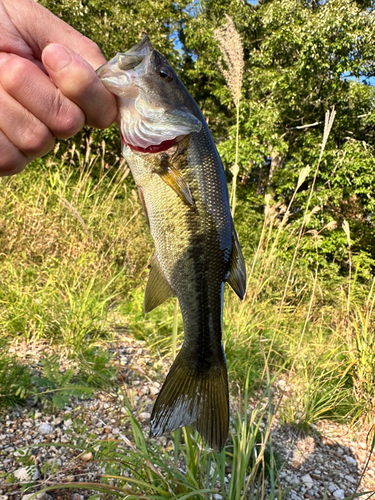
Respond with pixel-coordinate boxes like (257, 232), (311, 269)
(214, 14), (244, 109)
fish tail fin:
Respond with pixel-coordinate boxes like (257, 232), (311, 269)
(150, 348), (229, 452)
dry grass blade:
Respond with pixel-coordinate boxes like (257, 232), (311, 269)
(323, 220), (337, 231)
(297, 166), (311, 190)
(342, 219), (351, 247)
(58, 196), (93, 244)
(319, 107), (336, 162)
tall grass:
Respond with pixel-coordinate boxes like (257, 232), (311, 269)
(1, 26), (375, 500)
(214, 15), (244, 217)
(0, 142), (150, 350)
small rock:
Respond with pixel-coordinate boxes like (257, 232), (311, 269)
(277, 379), (286, 391)
(34, 412), (42, 420)
(22, 493), (45, 500)
(38, 423), (54, 435)
(333, 489), (345, 499)
(301, 474), (313, 488)
(345, 474), (356, 484)
(80, 452), (93, 462)
(287, 475), (299, 485)
(328, 484), (338, 493)
(71, 494), (84, 500)
(138, 412), (151, 421)
(344, 455), (356, 466)
(0, 496), (9, 500)
(213, 495), (223, 500)
(150, 387), (159, 396)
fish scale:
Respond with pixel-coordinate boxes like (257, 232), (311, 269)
(97, 35), (246, 451)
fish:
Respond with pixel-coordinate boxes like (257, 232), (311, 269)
(96, 36), (246, 451)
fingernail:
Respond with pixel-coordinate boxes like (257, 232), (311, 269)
(43, 44), (72, 72)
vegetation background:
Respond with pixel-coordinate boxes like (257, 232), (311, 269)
(1, 0), (375, 497)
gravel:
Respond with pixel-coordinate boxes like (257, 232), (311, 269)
(1, 338), (374, 499)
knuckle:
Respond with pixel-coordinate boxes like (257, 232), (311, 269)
(82, 37), (103, 61)
(0, 140), (29, 176)
(0, 56), (30, 88)
(21, 122), (54, 158)
(51, 95), (84, 139)
(0, 160), (28, 176)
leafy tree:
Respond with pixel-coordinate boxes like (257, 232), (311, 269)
(180, 0), (375, 274)
(41, 0), (375, 273)
(40, 0), (187, 61)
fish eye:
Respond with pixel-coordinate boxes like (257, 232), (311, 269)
(158, 66), (174, 82)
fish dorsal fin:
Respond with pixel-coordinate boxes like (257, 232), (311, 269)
(144, 255), (175, 313)
(154, 157), (194, 207)
(227, 230), (246, 300)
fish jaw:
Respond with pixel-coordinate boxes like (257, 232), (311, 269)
(96, 36), (202, 150)
(96, 36), (153, 96)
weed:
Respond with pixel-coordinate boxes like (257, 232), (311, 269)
(18, 379), (279, 500)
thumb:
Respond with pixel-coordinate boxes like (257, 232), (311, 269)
(42, 43), (117, 129)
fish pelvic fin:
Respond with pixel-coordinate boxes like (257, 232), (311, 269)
(144, 255), (175, 314)
(227, 230), (246, 300)
(150, 348), (229, 452)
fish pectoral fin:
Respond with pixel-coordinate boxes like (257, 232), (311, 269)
(227, 230), (247, 300)
(155, 163), (194, 207)
(150, 347), (229, 452)
(137, 185), (150, 228)
(144, 255), (175, 314)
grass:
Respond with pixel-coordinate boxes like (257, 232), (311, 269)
(10, 375), (280, 500)
(0, 30), (375, 498)
(0, 142), (150, 348)
(1, 120), (374, 424)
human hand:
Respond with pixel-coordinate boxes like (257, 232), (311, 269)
(0, 0), (117, 176)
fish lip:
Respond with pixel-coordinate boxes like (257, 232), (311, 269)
(124, 35), (153, 56)
(96, 35), (153, 82)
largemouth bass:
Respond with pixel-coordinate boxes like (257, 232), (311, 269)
(97, 36), (246, 451)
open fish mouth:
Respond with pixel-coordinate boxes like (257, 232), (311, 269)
(97, 36), (201, 151)
(96, 36), (152, 92)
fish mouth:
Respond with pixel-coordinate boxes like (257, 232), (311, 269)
(97, 36), (201, 151)
(96, 36), (152, 93)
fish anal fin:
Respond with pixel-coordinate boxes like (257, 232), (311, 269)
(150, 348), (229, 452)
(227, 230), (246, 300)
(154, 156), (194, 207)
(144, 256), (175, 314)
